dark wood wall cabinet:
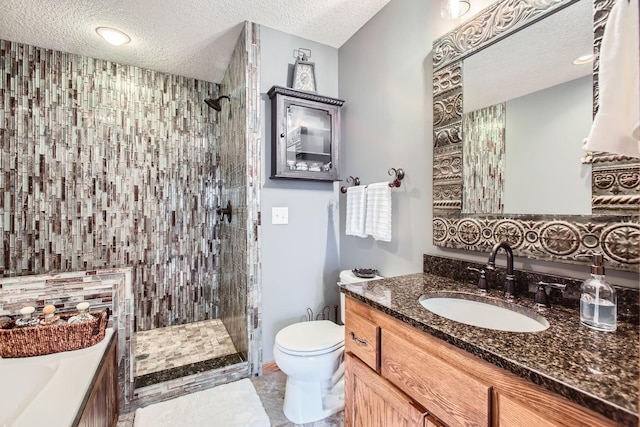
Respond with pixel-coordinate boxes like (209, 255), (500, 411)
(268, 85), (344, 181)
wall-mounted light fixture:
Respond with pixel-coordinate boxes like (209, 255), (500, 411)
(440, 0), (471, 19)
(95, 27), (131, 46)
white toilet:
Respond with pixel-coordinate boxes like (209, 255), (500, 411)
(273, 269), (382, 424)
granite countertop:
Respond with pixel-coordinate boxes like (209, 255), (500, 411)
(339, 273), (639, 426)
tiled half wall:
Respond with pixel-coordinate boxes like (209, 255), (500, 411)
(0, 40), (220, 330)
(0, 268), (135, 408)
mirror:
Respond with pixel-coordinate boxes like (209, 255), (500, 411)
(462, 0), (594, 214)
(432, 0), (639, 272)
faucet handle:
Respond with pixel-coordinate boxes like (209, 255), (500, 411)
(534, 281), (567, 309)
(538, 281), (567, 291)
(534, 283), (550, 308)
(467, 266), (488, 292)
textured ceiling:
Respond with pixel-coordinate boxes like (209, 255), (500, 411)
(0, 0), (390, 83)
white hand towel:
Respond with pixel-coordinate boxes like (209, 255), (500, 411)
(365, 182), (392, 242)
(345, 185), (367, 238)
(584, 0), (639, 158)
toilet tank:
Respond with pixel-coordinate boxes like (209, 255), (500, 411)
(337, 270), (383, 324)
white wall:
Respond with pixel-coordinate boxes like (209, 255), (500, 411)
(260, 26), (341, 362)
(338, 0), (638, 288)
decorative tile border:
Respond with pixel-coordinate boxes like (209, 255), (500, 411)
(433, 0), (570, 71)
(130, 361), (249, 411)
(431, 0), (640, 271)
(433, 215), (639, 271)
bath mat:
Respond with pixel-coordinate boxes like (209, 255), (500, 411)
(134, 378), (270, 427)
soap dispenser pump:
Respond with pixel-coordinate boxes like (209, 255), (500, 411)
(580, 253), (617, 331)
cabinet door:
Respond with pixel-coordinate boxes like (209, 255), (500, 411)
(268, 85), (343, 181)
(494, 393), (558, 427)
(346, 353), (427, 427)
(381, 329), (490, 427)
(426, 415), (447, 427)
(493, 389), (620, 427)
(77, 335), (119, 426)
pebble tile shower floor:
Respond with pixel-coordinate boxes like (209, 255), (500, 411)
(133, 319), (243, 388)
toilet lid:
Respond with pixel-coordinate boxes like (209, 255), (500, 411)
(275, 320), (344, 355)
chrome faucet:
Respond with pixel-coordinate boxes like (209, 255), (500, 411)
(486, 242), (516, 298)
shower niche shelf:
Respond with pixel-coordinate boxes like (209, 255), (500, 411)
(268, 85), (344, 181)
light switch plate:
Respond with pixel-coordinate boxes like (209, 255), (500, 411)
(272, 207), (289, 225)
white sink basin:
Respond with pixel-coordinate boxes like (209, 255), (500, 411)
(419, 293), (549, 332)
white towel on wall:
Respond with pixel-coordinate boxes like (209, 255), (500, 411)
(365, 182), (392, 242)
(345, 185), (367, 238)
(584, 0), (640, 158)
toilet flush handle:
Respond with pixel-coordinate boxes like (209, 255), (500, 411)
(349, 332), (368, 346)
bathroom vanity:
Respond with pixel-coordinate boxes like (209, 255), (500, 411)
(341, 273), (638, 427)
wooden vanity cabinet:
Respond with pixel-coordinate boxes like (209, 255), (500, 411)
(76, 333), (119, 427)
(344, 296), (620, 427)
(346, 353), (428, 427)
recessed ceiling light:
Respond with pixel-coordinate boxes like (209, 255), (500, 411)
(96, 27), (131, 46)
(572, 54), (594, 65)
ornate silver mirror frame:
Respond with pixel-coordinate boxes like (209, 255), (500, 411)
(432, 0), (639, 272)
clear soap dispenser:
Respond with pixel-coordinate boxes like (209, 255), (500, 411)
(580, 253), (617, 331)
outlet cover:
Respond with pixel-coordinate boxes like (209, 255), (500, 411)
(272, 207), (289, 225)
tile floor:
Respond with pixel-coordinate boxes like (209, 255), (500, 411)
(134, 319), (237, 377)
(133, 319), (244, 388)
(117, 369), (344, 427)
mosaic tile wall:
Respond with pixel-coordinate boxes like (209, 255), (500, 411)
(0, 40), (220, 331)
(129, 23), (263, 406)
(218, 22), (262, 371)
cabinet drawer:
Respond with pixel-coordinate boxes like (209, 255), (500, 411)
(381, 329), (490, 427)
(345, 310), (379, 372)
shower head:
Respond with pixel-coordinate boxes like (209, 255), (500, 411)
(205, 95), (230, 111)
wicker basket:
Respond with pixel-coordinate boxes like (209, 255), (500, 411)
(0, 310), (108, 358)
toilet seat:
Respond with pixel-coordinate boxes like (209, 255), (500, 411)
(275, 320), (344, 356)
